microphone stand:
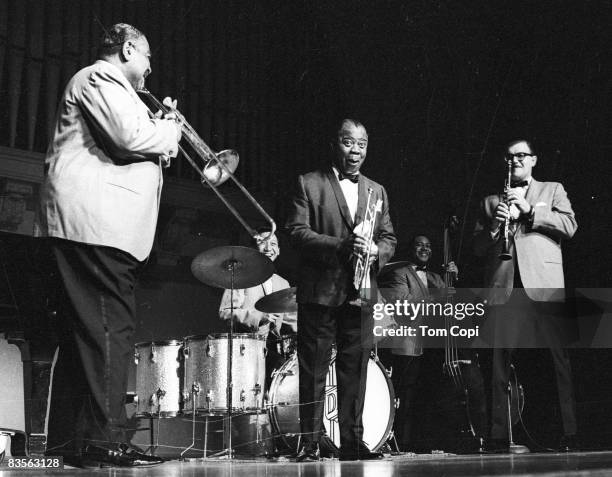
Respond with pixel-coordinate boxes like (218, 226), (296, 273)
(507, 365), (529, 454)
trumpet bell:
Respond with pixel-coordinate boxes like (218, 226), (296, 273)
(202, 149), (239, 187)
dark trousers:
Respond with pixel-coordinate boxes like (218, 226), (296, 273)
(46, 239), (139, 454)
(489, 289), (577, 439)
(490, 347), (576, 439)
(391, 354), (421, 450)
(297, 302), (369, 453)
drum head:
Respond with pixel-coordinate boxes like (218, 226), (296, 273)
(268, 352), (395, 452)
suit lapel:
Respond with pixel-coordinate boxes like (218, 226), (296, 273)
(354, 176), (368, 226)
(326, 169), (354, 230)
(518, 178), (541, 236)
(524, 177), (541, 204)
(406, 264), (429, 297)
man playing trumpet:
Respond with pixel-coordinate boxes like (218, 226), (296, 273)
(285, 118), (396, 461)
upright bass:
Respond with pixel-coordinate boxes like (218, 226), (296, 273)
(436, 215), (488, 452)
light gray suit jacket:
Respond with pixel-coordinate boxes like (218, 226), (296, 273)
(35, 60), (179, 261)
(473, 178), (577, 303)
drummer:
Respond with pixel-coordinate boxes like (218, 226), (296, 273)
(218, 229), (297, 370)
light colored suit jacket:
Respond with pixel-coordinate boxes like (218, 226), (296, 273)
(473, 178), (577, 303)
(285, 168), (396, 307)
(35, 60), (179, 261)
(378, 261), (446, 355)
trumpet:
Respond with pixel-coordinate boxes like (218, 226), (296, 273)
(499, 158), (512, 261)
(353, 187), (382, 293)
(138, 88), (276, 241)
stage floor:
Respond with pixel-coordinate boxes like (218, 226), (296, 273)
(3, 451), (612, 476)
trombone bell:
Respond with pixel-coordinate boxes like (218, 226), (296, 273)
(202, 149), (239, 187)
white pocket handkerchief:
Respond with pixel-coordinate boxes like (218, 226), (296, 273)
(535, 202), (547, 207)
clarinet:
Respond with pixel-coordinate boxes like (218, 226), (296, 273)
(499, 158), (513, 261)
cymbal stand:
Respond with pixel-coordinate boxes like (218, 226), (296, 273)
(217, 259), (238, 458)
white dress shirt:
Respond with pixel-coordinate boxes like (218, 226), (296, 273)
(332, 167), (359, 221)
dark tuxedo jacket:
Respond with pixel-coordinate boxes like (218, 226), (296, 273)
(285, 168), (396, 307)
(473, 178), (577, 304)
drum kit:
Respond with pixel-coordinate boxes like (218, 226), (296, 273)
(134, 245), (396, 459)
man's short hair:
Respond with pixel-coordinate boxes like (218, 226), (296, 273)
(505, 138), (536, 155)
(99, 23), (144, 58)
(333, 118), (366, 138)
(410, 234), (431, 247)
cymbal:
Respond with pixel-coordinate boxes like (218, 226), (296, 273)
(191, 246), (273, 289)
(255, 287), (297, 314)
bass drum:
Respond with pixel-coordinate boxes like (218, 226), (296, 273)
(268, 351), (395, 452)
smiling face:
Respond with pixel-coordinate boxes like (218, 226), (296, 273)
(333, 120), (368, 176)
(255, 232), (279, 262)
(506, 140), (537, 182)
(411, 235), (432, 265)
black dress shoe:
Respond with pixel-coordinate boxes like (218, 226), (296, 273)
(296, 442), (320, 462)
(559, 434), (579, 452)
(482, 438), (509, 453)
(319, 434), (340, 458)
(339, 441), (384, 461)
(81, 443), (165, 467)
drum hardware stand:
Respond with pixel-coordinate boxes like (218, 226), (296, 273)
(254, 384), (261, 408)
(180, 382), (201, 460)
(384, 431), (401, 455)
(153, 389), (166, 455)
(206, 390), (213, 414)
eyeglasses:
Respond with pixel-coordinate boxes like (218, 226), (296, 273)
(505, 152), (534, 161)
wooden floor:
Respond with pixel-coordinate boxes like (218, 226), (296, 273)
(3, 451), (612, 476)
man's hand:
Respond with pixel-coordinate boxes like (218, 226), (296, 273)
(492, 201), (510, 232)
(443, 261), (459, 280)
(506, 188), (531, 215)
(154, 97), (182, 142)
(338, 234), (378, 264)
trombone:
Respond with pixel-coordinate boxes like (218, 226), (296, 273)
(138, 88), (276, 241)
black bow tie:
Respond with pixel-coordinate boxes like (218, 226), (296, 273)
(511, 180), (529, 188)
(338, 172), (359, 183)
(414, 265), (427, 272)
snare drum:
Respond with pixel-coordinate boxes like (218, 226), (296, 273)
(183, 333), (266, 414)
(268, 351), (395, 451)
(134, 341), (183, 418)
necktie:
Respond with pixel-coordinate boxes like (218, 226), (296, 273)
(338, 172), (359, 183)
(511, 180), (529, 188)
(415, 265), (427, 272)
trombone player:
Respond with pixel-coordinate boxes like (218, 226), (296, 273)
(285, 118), (396, 461)
(35, 23), (181, 467)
